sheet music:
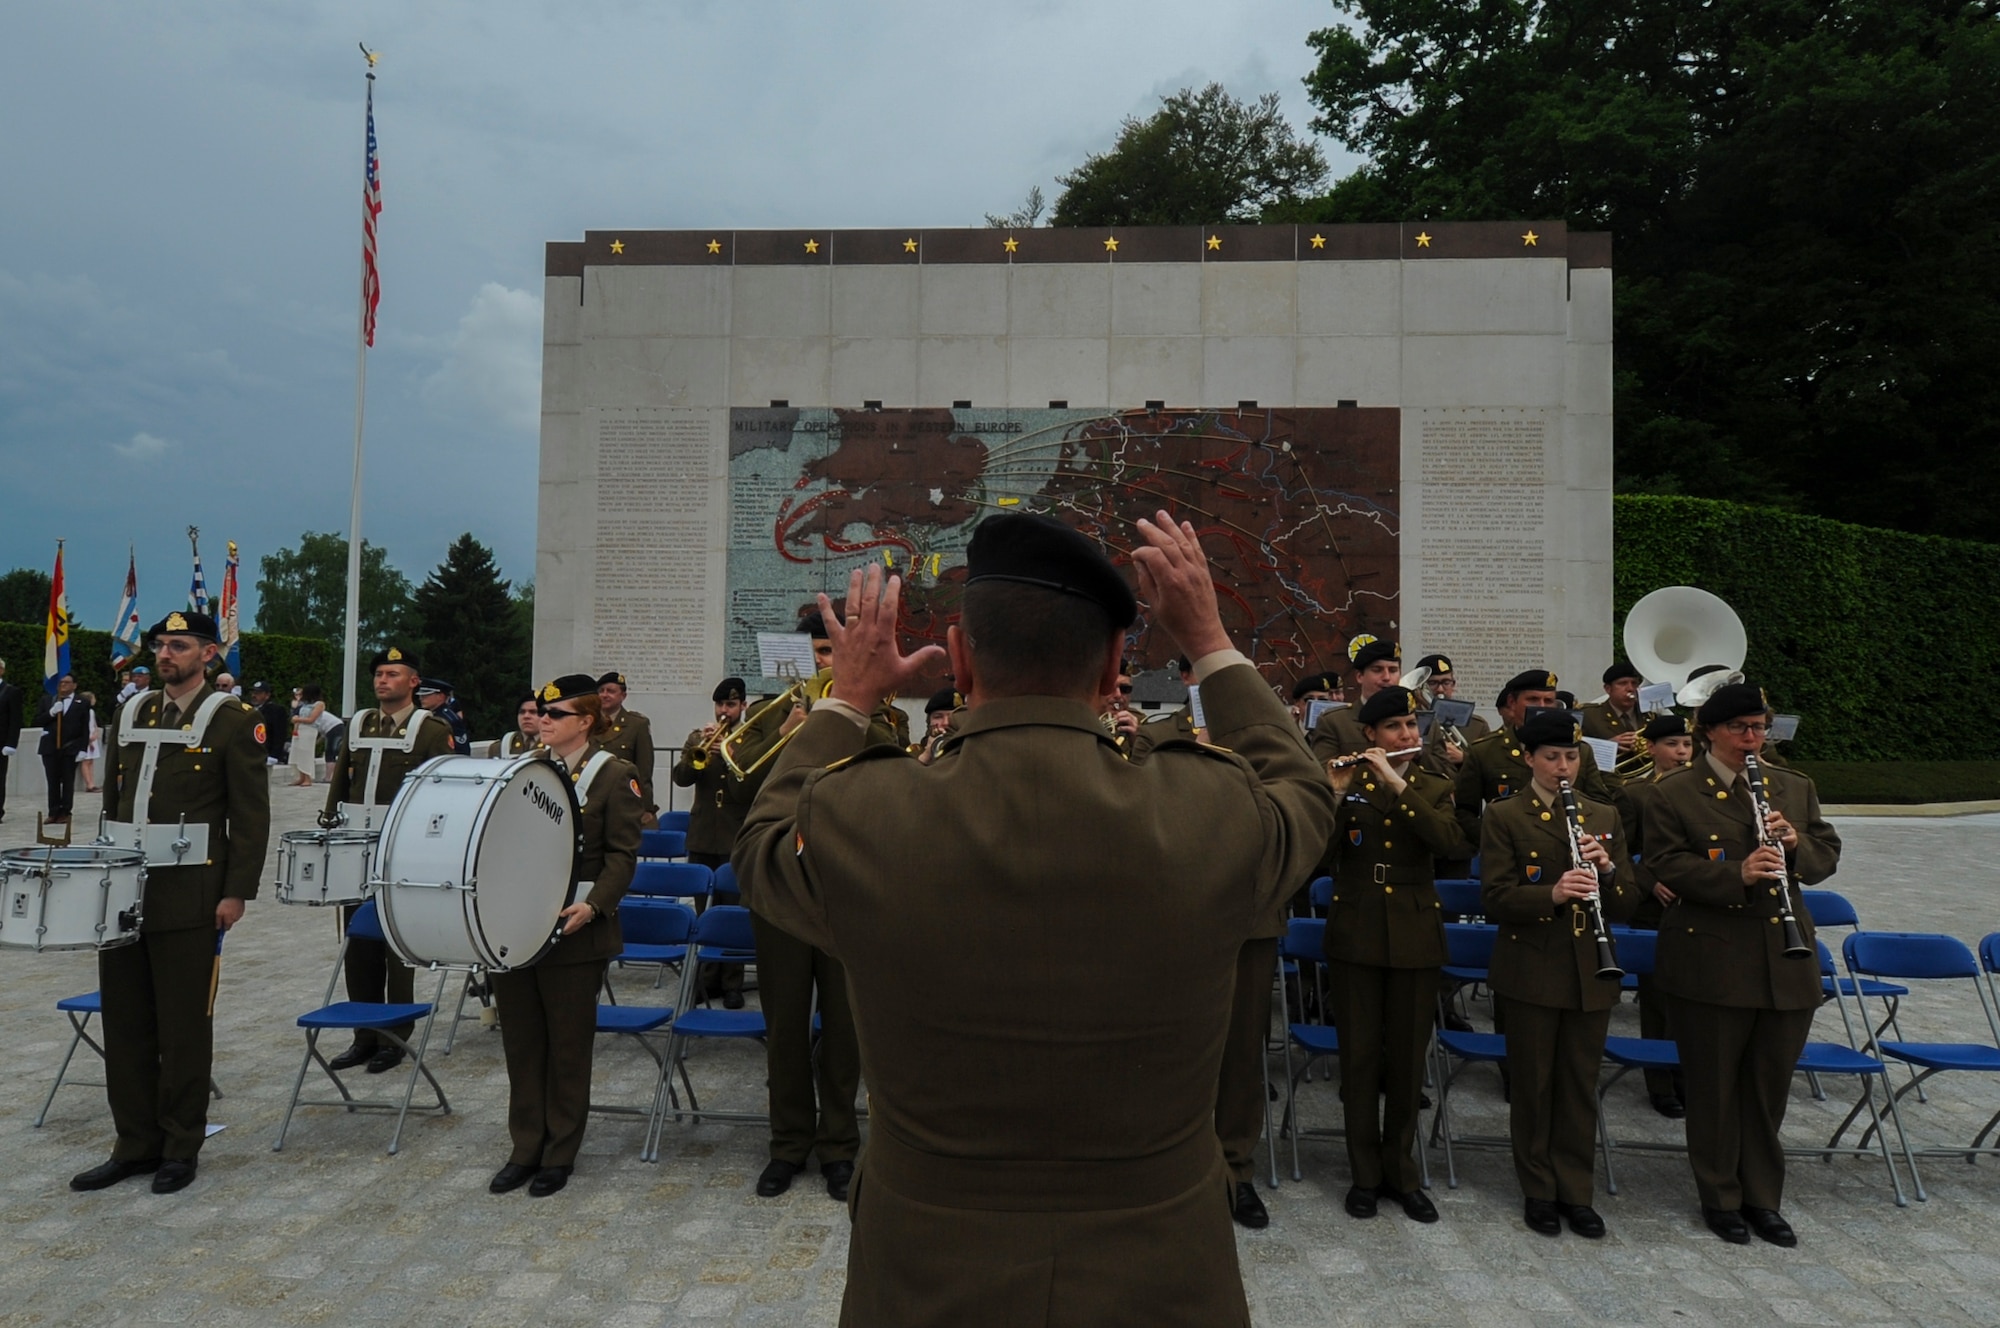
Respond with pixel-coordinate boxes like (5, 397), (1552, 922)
(755, 632), (818, 680)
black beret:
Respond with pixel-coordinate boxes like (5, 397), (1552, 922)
(1414, 653), (1453, 676)
(1289, 671), (1338, 701)
(537, 674), (599, 707)
(1602, 660), (1643, 685)
(1642, 713), (1690, 743)
(147, 610), (219, 643)
(1347, 635), (1400, 671)
(369, 645), (420, 673)
(1555, 691), (1578, 710)
(964, 512), (1137, 628)
(1358, 686), (1420, 726)
(597, 671), (628, 690)
(416, 677), (452, 697)
(1518, 709), (1583, 751)
(515, 691), (541, 710)
(1696, 682), (1771, 729)
(925, 687), (961, 714)
(1500, 669), (1559, 699)
(796, 611), (829, 639)
(713, 677), (746, 704)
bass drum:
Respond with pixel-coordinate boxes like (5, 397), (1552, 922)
(371, 754), (580, 971)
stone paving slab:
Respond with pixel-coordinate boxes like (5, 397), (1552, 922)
(2, 788), (1998, 1326)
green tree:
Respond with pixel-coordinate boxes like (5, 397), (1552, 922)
(984, 185), (1047, 229)
(1296, 0), (2000, 542)
(0, 568), (54, 626)
(254, 532), (413, 652)
(409, 534), (528, 739)
(1052, 83), (1329, 226)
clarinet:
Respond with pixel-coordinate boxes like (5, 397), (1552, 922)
(1742, 753), (1813, 959)
(1557, 779), (1623, 981)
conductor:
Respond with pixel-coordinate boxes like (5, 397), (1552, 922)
(735, 511), (1333, 1328)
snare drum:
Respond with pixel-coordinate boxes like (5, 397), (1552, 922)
(275, 829), (378, 906)
(371, 754), (580, 970)
(0, 846), (148, 951)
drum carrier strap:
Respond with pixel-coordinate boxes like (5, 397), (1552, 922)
(346, 707), (436, 810)
(102, 690), (235, 865)
(571, 750), (615, 807)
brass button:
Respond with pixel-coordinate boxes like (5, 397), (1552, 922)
(1384, 841), (1393, 849)
(1540, 812), (1551, 821)
(1385, 886), (1394, 894)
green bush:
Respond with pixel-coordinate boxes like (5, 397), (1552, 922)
(0, 621), (337, 710)
(1614, 495), (2000, 760)
(1793, 761), (2000, 806)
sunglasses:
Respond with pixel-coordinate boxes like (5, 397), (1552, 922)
(540, 707), (582, 720)
(1116, 683), (1133, 694)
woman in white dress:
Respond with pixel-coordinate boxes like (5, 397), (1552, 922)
(80, 692), (103, 793)
(290, 685), (326, 787)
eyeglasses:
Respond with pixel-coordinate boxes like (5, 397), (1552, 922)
(540, 707), (582, 721)
(1116, 683), (1133, 694)
(1723, 720), (1771, 736)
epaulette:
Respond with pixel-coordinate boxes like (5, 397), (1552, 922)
(821, 744), (913, 774)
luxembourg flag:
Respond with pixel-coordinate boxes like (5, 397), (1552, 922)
(43, 542), (70, 694)
(111, 549), (142, 669)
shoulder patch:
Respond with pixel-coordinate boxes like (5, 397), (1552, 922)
(254, 723), (268, 745)
(628, 777), (643, 798)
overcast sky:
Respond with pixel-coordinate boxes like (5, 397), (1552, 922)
(0, 0), (1354, 634)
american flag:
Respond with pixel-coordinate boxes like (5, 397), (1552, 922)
(362, 77), (381, 347)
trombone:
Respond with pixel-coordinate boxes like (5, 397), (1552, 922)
(720, 665), (832, 781)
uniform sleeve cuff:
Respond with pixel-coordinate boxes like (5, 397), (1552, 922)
(813, 698), (872, 731)
(1190, 649), (1253, 681)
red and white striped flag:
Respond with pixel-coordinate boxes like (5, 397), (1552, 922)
(362, 77), (381, 346)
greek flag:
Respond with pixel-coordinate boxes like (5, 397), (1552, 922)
(188, 544), (209, 616)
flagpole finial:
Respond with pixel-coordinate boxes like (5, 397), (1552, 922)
(360, 42), (379, 71)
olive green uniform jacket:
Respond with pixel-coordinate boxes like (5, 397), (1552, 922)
(1579, 702), (1642, 744)
(734, 662), (1334, 1328)
(1455, 727), (1622, 841)
(1479, 788), (1638, 1012)
(595, 708), (656, 812)
(322, 707), (457, 818)
(671, 729), (751, 859)
(1307, 703), (1369, 763)
(1323, 765), (1466, 968)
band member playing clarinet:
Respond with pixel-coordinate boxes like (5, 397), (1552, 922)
(1322, 685), (1466, 1223)
(1480, 710), (1635, 1240)
(487, 674), (642, 1198)
(1645, 682), (1839, 1249)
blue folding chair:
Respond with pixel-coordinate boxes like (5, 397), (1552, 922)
(628, 861), (712, 902)
(1804, 888), (1919, 1096)
(1275, 918), (1338, 1185)
(1429, 924), (1507, 1188)
(658, 810), (692, 834)
(274, 900), (451, 1155)
(639, 828), (687, 860)
(590, 904), (692, 1160)
(1307, 875), (1333, 913)
(660, 905), (768, 1134)
(1594, 929), (1683, 1192)
(710, 861), (740, 904)
(607, 898), (696, 997)
(1841, 932), (2000, 1168)
(1434, 877), (1483, 919)
(34, 990), (222, 1127)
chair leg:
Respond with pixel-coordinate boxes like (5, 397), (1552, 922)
(1806, 1069), (1827, 1101)
(387, 978), (454, 1155)
(34, 1014), (93, 1128)
(273, 1030), (320, 1152)
(1596, 1080), (1620, 1196)
(442, 973), (476, 1056)
(1852, 1075), (1909, 1207)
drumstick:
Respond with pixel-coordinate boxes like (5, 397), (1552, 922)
(207, 928), (224, 1018)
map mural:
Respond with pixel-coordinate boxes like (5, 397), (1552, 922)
(725, 406), (1400, 695)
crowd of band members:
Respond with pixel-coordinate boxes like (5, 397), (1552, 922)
(52, 602), (1837, 1251)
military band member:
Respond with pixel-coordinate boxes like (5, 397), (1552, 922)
(1581, 661), (1646, 757)
(1138, 655), (1203, 751)
(1308, 636), (1400, 761)
(1480, 710), (1636, 1239)
(1287, 670), (1338, 730)
(1455, 669), (1620, 840)
(1105, 666), (1145, 758)
(1646, 683), (1839, 1248)
(671, 677), (751, 1008)
(912, 687), (959, 764)
(486, 693), (542, 757)
(323, 647), (455, 1074)
(487, 675), (642, 1198)
(72, 611), (269, 1195)
(1321, 686), (1467, 1222)
(1412, 653), (1490, 769)
(416, 677), (471, 753)
(735, 512), (1332, 1327)
(1620, 711), (1697, 1115)
(594, 671), (657, 825)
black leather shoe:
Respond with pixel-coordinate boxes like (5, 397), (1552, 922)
(1557, 1202), (1605, 1238)
(1651, 1093), (1687, 1119)
(1703, 1206), (1752, 1244)
(756, 1159), (802, 1197)
(489, 1163), (536, 1194)
(824, 1160), (855, 1202)
(1741, 1206), (1798, 1248)
(528, 1165), (571, 1197)
(1524, 1198), (1562, 1236)
(326, 1043), (371, 1072)
(70, 1157), (160, 1191)
(1379, 1184), (1438, 1223)
(1343, 1185), (1378, 1219)
(1231, 1181), (1269, 1229)
(365, 1046), (406, 1075)
(723, 990), (745, 1010)
(151, 1159), (197, 1194)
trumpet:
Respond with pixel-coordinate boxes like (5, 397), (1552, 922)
(1557, 779), (1623, 981)
(686, 716), (735, 770)
(721, 667), (832, 781)
(1325, 746), (1422, 771)
(1742, 753), (1812, 960)
(1613, 729), (1654, 781)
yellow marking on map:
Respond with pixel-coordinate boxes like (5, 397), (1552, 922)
(997, 496), (1021, 506)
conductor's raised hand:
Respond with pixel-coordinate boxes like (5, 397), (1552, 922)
(823, 565), (947, 712)
(1132, 511), (1231, 662)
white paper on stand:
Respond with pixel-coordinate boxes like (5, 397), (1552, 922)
(755, 632), (818, 680)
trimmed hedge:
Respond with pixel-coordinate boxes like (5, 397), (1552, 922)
(1793, 761), (2000, 806)
(0, 621), (337, 707)
(1614, 495), (2000, 761)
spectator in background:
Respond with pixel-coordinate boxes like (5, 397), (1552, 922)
(116, 666), (150, 704)
(417, 678), (471, 753)
(0, 658), (23, 826)
(291, 685), (327, 788)
(215, 672), (241, 698)
(36, 674), (91, 823)
(249, 681), (290, 766)
(79, 692), (104, 793)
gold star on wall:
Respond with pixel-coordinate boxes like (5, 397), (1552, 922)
(903, 237), (919, 253)
(1521, 229), (1540, 246)
(706, 239), (722, 254)
(1003, 236), (1019, 253)
(609, 239), (625, 255)
(1414, 231), (1433, 248)
(1103, 235), (1119, 252)
(1309, 233), (1327, 249)
(1206, 235), (1221, 251)
(803, 238), (820, 254)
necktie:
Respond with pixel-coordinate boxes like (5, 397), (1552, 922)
(162, 702), (181, 728)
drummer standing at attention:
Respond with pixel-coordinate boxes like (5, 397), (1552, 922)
(595, 671), (657, 826)
(321, 647), (455, 1075)
(72, 611), (269, 1195)
(487, 674), (642, 1198)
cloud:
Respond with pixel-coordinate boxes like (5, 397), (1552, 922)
(113, 431), (173, 460)
(421, 282), (543, 434)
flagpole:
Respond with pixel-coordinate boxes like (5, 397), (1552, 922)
(341, 49), (377, 717)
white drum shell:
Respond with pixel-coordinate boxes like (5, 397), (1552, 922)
(0, 847), (148, 951)
(372, 755), (579, 971)
(275, 830), (378, 907)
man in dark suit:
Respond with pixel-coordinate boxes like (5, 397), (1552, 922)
(0, 657), (24, 823)
(247, 681), (290, 764)
(37, 672), (92, 822)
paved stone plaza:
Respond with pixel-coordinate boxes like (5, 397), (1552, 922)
(3, 784), (1998, 1326)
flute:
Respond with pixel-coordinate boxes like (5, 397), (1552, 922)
(1325, 746), (1423, 770)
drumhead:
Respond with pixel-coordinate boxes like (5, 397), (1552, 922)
(466, 756), (581, 965)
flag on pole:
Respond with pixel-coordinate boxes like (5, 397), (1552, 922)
(220, 541), (242, 675)
(188, 530), (209, 615)
(361, 76), (381, 347)
(111, 549), (141, 668)
(43, 542), (70, 694)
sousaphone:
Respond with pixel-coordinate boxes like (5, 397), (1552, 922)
(1622, 586), (1746, 698)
